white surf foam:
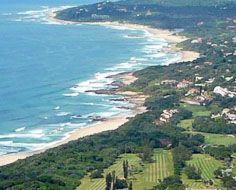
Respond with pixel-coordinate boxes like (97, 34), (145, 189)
(15, 127), (26, 132)
(63, 92), (79, 97)
(56, 112), (70, 117)
(0, 129), (45, 139)
(14, 6), (74, 24)
(70, 71), (119, 94)
(59, 122), (87, 128)
(54, 106), (60, 110)
(2, 13), (12, 16)
(104, 25), (136, 31)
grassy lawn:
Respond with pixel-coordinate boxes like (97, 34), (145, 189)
(201, 133), (236, 146)
(178, 104), (236, 146)
(77, 149), (174, 190)
(182, 173), (208, 189)
(132, 149), (174, 190)
(178, 119), (194, 130)
(180, 103), (211, 117)
(77, 154), (140, 190)
(182, 154), (224, 189)
(232, 153), (236, 176)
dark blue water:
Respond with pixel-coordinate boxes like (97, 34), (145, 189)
(0, 0), (180, 155)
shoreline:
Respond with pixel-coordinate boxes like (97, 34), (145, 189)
(0, 73), (148, 166)
(0, 9), (199, 167)
(48, 10), (200, 63)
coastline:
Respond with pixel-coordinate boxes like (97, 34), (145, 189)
(48, 11), (200, 63)
(0, 73), (147, 166)
(0, 9), (199, 167)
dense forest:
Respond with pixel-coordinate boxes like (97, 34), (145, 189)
(0, 0), (236, 189)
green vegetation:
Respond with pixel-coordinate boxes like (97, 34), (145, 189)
(193, 116), (236, 134)
(126, 0), (236, 6)
(177, 104), (236, 145)
(182, 154), (224, 189)
(132, 149), (174, 190)
(187, 154), (223, 180)
(182, 173), (207, 189)
(0, 0), (236, 189)
(184, 165), (201, 180)
(232, 153), (236, 176)
(78, 149), (174, 190)
(180, 104), (211, 117)
(77, 154), (138, 190)
(154, 175), (184, 190)
(196, 132), (236, 146)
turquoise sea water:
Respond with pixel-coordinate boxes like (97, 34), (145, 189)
(0, 0), (181, 155)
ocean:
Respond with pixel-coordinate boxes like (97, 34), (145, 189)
(0, 0), (181, 155)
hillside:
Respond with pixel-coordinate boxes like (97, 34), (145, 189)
(0, 0), (236, 189)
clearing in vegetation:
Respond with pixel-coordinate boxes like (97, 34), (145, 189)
(182, 154), (224, 189)
(77, 149), (174, 190)
(77, 154), (140, 190)
(178, 104), (236, 146)
(178, 119), (236, 146)
(132, 149), (174, 190)
(180, 103), (212, 117)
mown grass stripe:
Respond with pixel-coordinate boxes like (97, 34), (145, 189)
(163, 152), (166, 179)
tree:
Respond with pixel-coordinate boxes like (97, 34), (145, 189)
(105, 173), (112, 190)
(123, 160), (129, 179)
(172, 145), (192, 175)
(112, 170), (116, 184)
(214, 168), (223, 178)
(113, 178), (128, 189)
(222, 176), (236, 189)
(154, 175), (184, 190)
(184, 165), (201, 180)
(128, 181), (133, 190)
(90, 170), (103, 179)
(139, 141), (153, 162)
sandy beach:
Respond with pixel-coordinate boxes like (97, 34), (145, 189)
(0, 117), (130, 166)
(0, 9), (199, 167)
(47, 11), (199, 63)
(0, 73), (147, 166)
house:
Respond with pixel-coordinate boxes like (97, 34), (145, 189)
(227, 26), (236, 31)
(177, 80), (192, 88)
(211, 113), (221, 119)
(185, 88), (200, 96)
(204, 61), (213, 65)
(194, 95), (212, 106)
(146, 10), (152, 16)
(191, 38), (203, 44)
(225, 76), (233, 81)
(91, 14), (110, 20)
(213, 86), (236, 97)
(213, 86), (228, 96)
(117, 8), (128, 12)
(195, 76), (204, 82)
(197, 21), (204, 26)
(211, 44), (218, 47)
(225, 113), (236, 124)
(206, 78), (215, 84)
(157, 109), (178, 124)
(161, 80), (178, 87)
(222, 108), (230, 115)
